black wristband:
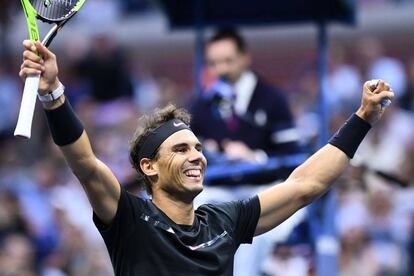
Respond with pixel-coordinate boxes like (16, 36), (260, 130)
(328, 113), (371, 159)
(44, 99), (84, 146)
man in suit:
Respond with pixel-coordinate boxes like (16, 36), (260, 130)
(190, 28), (301, 184)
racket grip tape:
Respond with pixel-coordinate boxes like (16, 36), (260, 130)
(14, 75), (40, 139)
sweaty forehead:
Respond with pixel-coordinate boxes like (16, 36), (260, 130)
(159, 129), (199, 150)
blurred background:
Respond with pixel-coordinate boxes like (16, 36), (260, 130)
(1, 0), (414, 275)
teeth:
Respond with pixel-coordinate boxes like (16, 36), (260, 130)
(184, 169), (201, 177)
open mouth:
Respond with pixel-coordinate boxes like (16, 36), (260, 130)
(183, 168), (203, 180)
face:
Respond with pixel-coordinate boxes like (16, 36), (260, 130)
(151, 130), (207, 199)
(205, 39), (250, 84)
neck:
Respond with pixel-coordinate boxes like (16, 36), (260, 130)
(152, 191), (195, 225)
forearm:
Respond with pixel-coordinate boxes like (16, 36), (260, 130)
(287, 144), (349, 204)
(60, 131), (99, 181)
(288, 113), (371, 204)
(43, 95), (97, 180)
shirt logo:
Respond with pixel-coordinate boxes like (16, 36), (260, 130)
(188, 231), (228, 251)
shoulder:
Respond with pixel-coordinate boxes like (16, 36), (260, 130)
(116, 188), (154, 217)
(196, 196), (260, 222)
(255, 77), (286, 98)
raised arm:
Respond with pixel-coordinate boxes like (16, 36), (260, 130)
(255, 80), (394, 235)
(19, 40), (120, 225)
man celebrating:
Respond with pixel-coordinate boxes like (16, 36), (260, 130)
(19, 39), (393, 275)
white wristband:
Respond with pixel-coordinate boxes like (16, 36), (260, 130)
(38, 82), (65, 102)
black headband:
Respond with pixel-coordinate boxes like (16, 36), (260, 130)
(138, 119), (191, 161)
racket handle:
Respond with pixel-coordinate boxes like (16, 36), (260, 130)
(14, 75), (40, 139)
(381, 98), (392, 107)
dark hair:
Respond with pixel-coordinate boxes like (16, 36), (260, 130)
(207, 28), (248, 53)
(129, 104), (192, 195)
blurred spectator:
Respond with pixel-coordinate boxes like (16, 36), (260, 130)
(121, 0), (153, 14)
(0, 234), (36, 275)
(189, 28), (301, 183)
(0, 190), (30, 242)
(76, 34), (133, 102)
(327, 43), (362, 112)
(77, 0), (122, 28)
(0, 0), (18, 56)
(131, 65), (162, 112)
(286, 66), (321, 152)
(339, 226), (377, 276)
(0, 61), (20, 140)
(260, 242), (309, 276)
(357, 105), (414, 174)
(366, 191), (403, 275)
(399, 59), (414, 112)
(356, 36), (406, 98)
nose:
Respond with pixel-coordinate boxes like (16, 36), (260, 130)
(188, 147), (206, 164)
(210, 61), (230, 79)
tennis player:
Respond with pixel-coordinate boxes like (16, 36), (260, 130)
(19, 40), (394, 275)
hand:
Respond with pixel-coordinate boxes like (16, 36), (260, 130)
(19, 40), (60, 95)
(222, 140), (257, 162)
(356, 79), (394, 125)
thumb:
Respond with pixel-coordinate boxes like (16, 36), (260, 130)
(363, 80), (374, 92)
(22, 39), (37, 52)
(34, 41), (54, 60)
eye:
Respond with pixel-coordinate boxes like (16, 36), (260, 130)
(206, 60), (216, 68)
(174, 147), (187, 153)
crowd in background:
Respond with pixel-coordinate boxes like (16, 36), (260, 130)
(1, 1), (414, 275)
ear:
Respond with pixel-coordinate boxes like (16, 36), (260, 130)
(139, 158), (158, 177)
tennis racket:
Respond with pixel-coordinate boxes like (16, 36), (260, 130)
(14, 0), (86, 139)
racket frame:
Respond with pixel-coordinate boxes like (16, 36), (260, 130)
(14, 0), (86, 139)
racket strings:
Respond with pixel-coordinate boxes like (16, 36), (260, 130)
(30, 0), (77, 20)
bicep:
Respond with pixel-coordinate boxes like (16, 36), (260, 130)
(255, 145), (349, 236)
(255, 179), (306, 236)
(60, 131), (121, 225)
(80, 159), (121, 225)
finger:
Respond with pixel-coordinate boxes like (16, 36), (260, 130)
(22, 59), (44, 71)
(23, 50), (43, 63)
(364, 80), (376, 92)
(383, 82), (391, 92)
(19, 68), (42, 79)
(372, 91), (395, 104)
(373, 80), (386, 94)
(365, 79), (383, 93)
(34, 41), (54, 60)
(19, 69), (25, 79)
(22, 40), (37, 52)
